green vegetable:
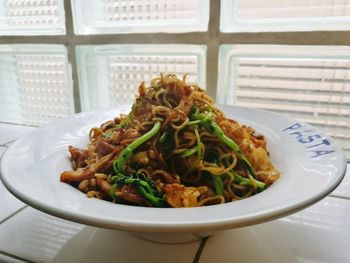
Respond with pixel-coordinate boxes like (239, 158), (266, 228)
(113, 121), (161, 173)
(179, 147), (197, 158)
(102, 130), (113, 139)
(109, 184), (118, 202)
(112, 118), (165, 206)
(221, 155), (266, 192)
(138, 187), (167, 207)
(203, 151), (224, 196)
(190, 112), (255, 177)
(194, 127), (201, 163)
(212, 175), (224, 195)
(188, 120), (201, 126)
(159, 131), (168, 144)
(204, 150), (218, 164)
(112, 173), (167, 207)
(191, 110), (265, 193)
(230, 170), (265, 192)
(116, 103), (135, 129)
(118, 117), (129, 129)
(160, 129), (175, 158)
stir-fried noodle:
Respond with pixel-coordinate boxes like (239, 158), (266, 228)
(61, 74), (280, 207)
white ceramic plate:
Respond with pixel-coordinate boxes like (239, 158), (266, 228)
(0, 105), (347, 234)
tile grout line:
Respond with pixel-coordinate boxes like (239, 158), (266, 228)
(0, 250), (35, 263)
(0, 121), (38, 128)
(0, 121), (38, 146)
(189, 193), (348, 263)
(0, 143), (11, 147)
(0, 206), (27, 225)
(329, 194), (350, 201)
(192, 237), (209, 263)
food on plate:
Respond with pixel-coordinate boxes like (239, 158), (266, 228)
(60, 74), (280, 207)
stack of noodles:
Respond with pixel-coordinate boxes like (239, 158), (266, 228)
(61, 74), (280, 208)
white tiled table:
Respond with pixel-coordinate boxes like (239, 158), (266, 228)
(0, 123), (349, 263)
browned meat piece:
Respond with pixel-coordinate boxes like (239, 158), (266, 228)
(100, 120), (115, 131)
(90, 128), (103, 142)
(95, 139), (119, 158)
(151, 170), (180, 184)
(105, 130), (122, 146)
(120, 185), (146, 204)
(69, 146), (90, 169)
(60, 147), (122, 182)
(96, 177), (145, 205)
(175, 96), (194, 116)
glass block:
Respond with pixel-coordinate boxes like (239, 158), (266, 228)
(0, 45), (74, 126)
(71, 0), (209, 35)
(0, 0), (66, 35)
(218, 45), (350, 159)
(220, 0), (350, 32)
(76, 44), (206, 111)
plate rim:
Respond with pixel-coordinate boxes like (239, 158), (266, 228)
(0, 105), (347, 233)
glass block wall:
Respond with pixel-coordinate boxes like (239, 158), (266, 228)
(0, 0), (349, 159)
(0, 0), (66, 35)
(71, 0), (210, 34)
(76, 45), (206, 111)
(0, 45), (73, 125)
(218, 45), (350, 158)
(221, 0), (350, 32)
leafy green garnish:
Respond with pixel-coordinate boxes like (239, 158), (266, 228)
(160, 129), (175, 158)
(190, 111), (255, 177)
(113, 121), (161, 174)
(112, 172), (167, 207)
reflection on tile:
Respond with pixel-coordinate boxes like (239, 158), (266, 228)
(0, 123), (36, 145)
(0, 208), (84, 263)
(0, 181), (25, 223)
(0, 207), (199, 263)
(52, 227), (199, 263)
(0, 146), (25, 223)
(0, 146), (6, 157)
(330, 164), (350, 199)
(0, 253), (26, 263)
(200, 197), (350, 263)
